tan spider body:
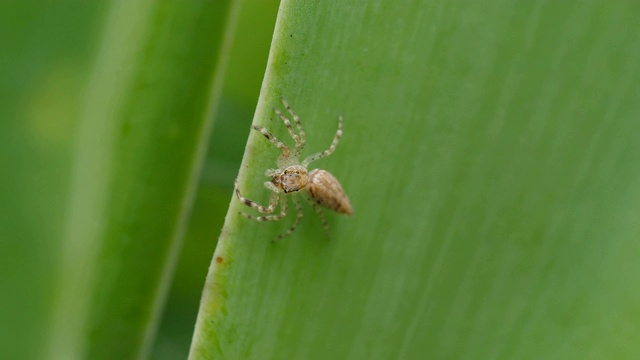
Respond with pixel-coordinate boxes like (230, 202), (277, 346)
(306, 169), (352, 214)
(235, 97), (352, 241)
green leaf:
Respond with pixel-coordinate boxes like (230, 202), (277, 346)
(190, 0), (640, 359)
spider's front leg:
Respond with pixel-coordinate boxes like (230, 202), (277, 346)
(246, 196), (288, 222)
(234, 179), (280, 215)
(250, 125), (290, 158)
(276, 96), (307, 156)
(273, 107), (300, 149)
(265, 168), (280, 178)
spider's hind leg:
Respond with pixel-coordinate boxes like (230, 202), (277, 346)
(302, 113), (343, 167)
(309, 198), (330, 237)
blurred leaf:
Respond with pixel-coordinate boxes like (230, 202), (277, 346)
(44, 0), (230, 359)
(150, 0), (281, 358)
(0, 2), (106, 359)
(190, 0), (640, 359)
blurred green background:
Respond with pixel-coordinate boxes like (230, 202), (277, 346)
(0, 2), (107, 358)
(149, 1), (281, 358)
(0, 1), (279, 359)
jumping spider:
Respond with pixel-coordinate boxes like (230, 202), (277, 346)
(235, 96), (353, 241)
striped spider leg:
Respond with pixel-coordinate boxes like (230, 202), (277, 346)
(235, 96), (353, 242)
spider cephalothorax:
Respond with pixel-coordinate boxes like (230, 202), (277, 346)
(235, 96), (352, 241)
(272, 165), (308, 193)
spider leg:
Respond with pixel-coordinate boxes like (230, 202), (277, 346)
(235, 178), (280, 214)
(302, 113), (342, 167)
(273, 107), (300, 149)
(251, 125), (290, 158)
(309, 199), (330, 237)
(241, 195), (288, 222)
(280, 96), (306, 155)
(263, 181), (280, 193)
(272, 195), (304, 242)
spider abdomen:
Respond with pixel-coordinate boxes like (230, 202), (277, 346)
(307, 169), (353, 215)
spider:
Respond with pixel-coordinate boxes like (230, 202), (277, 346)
(234, 96), (353, 242)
